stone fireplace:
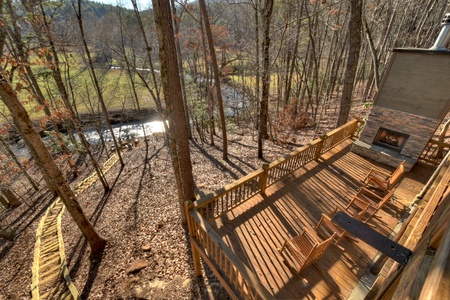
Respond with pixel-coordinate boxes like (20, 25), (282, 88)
(352, 14), (450, 170)
(373, 128), (409, 153)
(353, 14), (450, 170)
(352, 51), (450, 170)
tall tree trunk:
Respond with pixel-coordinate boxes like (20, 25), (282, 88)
(73, 0), (124, 167)
(131, 0), (168, 136)
(258, 0), (274, 159)
(0, 188), (21, 207)
(116, 7), (148, 141)
(152, 0), (196, 222)
(5, 1), (78, 177)
(337, 0), (362, 127)
(198, 0), (228, 160)
(284, 1), (303, 107)
(363, 15), (380, 91)
(171, 0), (192, 139)
(0, 70), (106, 257)
(254, 0), (261, 131)
(199, 11), (215, 146)
(35, 0), (109, 190)
(0, 138), (39, 191)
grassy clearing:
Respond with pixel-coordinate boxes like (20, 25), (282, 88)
(0, 51), (157, 121)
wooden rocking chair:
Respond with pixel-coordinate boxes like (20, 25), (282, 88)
(363, 160), (405, 194)
(346, 186), (397, 223)
(278, 227), (335, 275)
(315, 206), (368, 247)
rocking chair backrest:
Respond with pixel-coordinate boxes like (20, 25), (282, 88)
(281, 229), (335, 274)
(388, 161), (406, 188)
(304, 236), (334, 268)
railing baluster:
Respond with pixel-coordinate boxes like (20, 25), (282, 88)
(187, 119), (363, 299)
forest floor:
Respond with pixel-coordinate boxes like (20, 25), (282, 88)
(0, 106), (367, 299)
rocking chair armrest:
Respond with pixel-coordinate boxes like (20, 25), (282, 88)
(279, 239), (289, 253)
(348, 195), (373, 210)
(359, 187), (383, 201)
(365, 175), (388, 189)
(369, 167), (391, 177)
(315, 214), (326, 231)
(332, 205), (348, 215)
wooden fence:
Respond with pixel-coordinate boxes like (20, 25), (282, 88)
(186, 118), (363, 300)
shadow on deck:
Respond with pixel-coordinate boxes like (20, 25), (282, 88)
(186, 120), (435, 299)
(211, 141), (433, 299)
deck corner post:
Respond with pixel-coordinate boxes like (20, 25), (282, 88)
(184, 201), (195, 236)
(184, 201), (202, 277)
(260, 163), (270, 195)
(192, 246), (203, 277)
(315, 135), (326, 161)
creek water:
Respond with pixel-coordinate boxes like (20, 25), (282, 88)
(83, 120), (166, 144)
(9, 120), (166, 158)
(8, 84), (248, 158)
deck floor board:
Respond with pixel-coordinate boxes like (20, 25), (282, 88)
(211, 140), (434, 299)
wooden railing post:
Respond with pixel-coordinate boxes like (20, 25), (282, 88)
(259, 163), (269, 195)
(185, 201), (202, 277)
(315, 135), (326, 161)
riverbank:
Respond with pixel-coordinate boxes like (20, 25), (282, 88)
(2, 107), (162, 142)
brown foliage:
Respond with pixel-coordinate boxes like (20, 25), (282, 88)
(270, 102), (311, 145)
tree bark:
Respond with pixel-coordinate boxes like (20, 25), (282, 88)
(337, 0), (362, 127)
(171, 0), (192, 140)
(258, 0), (274, 159)
(198, 0), (228, 160)
(131, 0), (168, 135)
(73, 0), (124, 167)
(199, 11), (215, 146)
(254, 1), (261, 131)
(0, 188), (21, 207)
(0, 228), (14, 241)
(0, 69), (106, 257)
(152, 0), (196, 222)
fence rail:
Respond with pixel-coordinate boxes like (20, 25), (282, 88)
(193, 170), (263, 221)
(419, 139), (450, 166)
(187, 118), (363, 299)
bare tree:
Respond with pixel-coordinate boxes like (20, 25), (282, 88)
(32, 0), (109, 190)
(0, 69), (106, 257)
(198, 0), (228, 160)
(258, 0), (274, 159)
(337, 0), (362, 126)
(152, 0), (196, 222)
(72, 0), (124, 167)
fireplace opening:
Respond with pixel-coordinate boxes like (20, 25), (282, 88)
(373, 127), (409, 153)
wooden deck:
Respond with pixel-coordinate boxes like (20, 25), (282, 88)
(210, 140), (434, 299)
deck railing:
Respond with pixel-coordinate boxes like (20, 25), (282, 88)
(186, 118), (363, 300)
(186, 207), (273, 300)
(419, 139), (450, 166)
